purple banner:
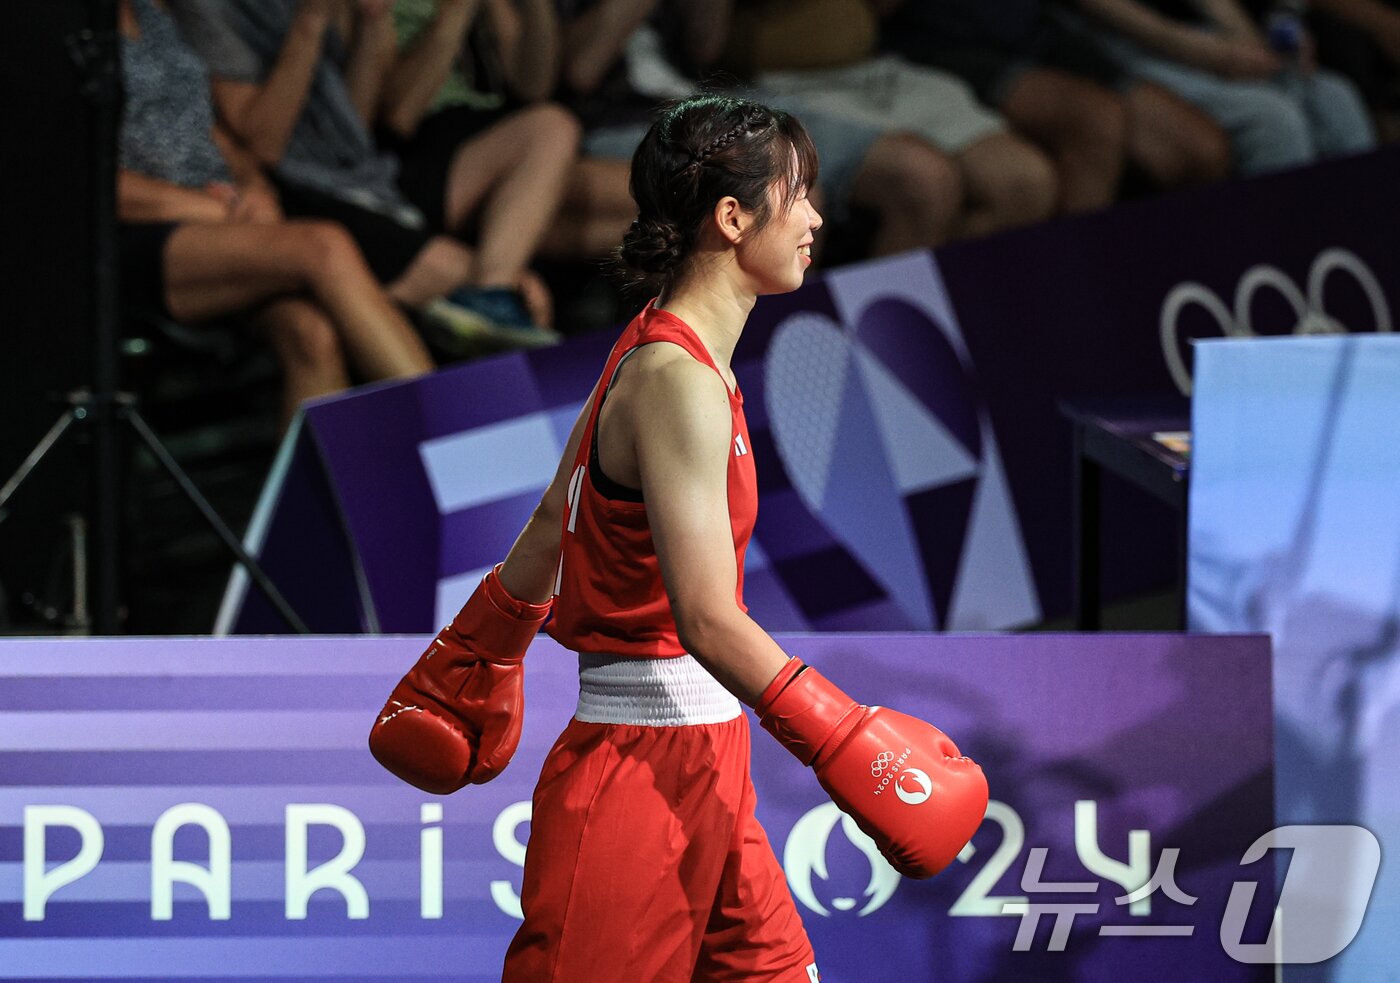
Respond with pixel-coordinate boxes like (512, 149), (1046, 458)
(222, 148), (1400, 636)
(0, 633), (1274, 980)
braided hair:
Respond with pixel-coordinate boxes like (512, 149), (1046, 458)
(617, 95), (818, 286)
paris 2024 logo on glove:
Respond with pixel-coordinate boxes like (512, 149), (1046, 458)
(869, 747), (932, 806)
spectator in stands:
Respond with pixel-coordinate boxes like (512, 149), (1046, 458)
(556, 0), (968, 257)
(881, 0), (1231, 213)
(369, 0), (580, 330)
(1292, 0), (1400, 139)
(117, 0), (433, 428)
(185, 0), (567, 351)
(1073, 0), (1376, 174)
(727, 0), (1057, 239)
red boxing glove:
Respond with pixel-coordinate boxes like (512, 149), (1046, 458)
(369, 566), (551, 794)
(757, 659), (988, 879)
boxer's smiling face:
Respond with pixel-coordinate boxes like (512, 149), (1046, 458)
(738, 175), (823, 297)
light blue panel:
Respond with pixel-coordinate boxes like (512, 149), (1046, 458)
(0, 785), (461, 825)
(820, 362), (933, 627)
(0, 637), (423, 676)
(0, 711), (368, 751)
(418, 412), (560, 513)
(0, 937), (504, 978)
(547, 401), (586, 448)
(1190, 334), (1400, 983)
(945, 421), (1041, 629)
(829, 250), (969, 363)
(739, 568), (812, 630)
(435, 564), (494, 628)
(764, 312), (853, 508)
(854, 347), (977, 493)
(0, 860), (500, 903)
(743, 536), (771, 572)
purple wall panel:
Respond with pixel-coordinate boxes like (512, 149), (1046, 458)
(0, 633), (1273, 981)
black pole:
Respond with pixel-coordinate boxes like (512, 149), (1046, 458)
(85, 0), (123, 633)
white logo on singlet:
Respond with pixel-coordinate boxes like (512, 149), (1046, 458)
(734, 434), (748, 457)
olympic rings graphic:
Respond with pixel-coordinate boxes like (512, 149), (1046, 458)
(871, 750), (895, 777)
(1159, 247), (1392, 395)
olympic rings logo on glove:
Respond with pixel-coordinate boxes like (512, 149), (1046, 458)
(870, 750), (895, 777)
(1159, 247), (1392, 395)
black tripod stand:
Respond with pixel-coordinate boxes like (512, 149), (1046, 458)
(0, 0), (306, 635)
(0, 389), (309, 634)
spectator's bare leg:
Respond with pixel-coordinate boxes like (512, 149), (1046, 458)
(954, 132), (1058, 238)
(252, 297), (351, 428)
(387, 236), (476, 307)
(1000, 69), (1126, 213)
(542, 157), (636, 259)
(518, 270), (555, 329)
(162, 221), (434, 381)
(850, 132), (964, 255)
(441, 104), (581, 286)
(1124, 81), (1232, 187)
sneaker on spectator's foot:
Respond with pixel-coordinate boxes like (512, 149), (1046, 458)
(419, 298), (499, 358)
(444, 286), (562, 351)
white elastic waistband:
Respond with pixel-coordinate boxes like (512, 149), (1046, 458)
(575, 653), (742, 726)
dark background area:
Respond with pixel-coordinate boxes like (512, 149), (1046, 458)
(1, 2), (100, 632)
(0, 2), (279, 635)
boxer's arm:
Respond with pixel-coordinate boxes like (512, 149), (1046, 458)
(635, 357), (790, 705)
(496, 383), (598, 604)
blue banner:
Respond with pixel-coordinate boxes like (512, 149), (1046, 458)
(1189, 335), (1400, 982)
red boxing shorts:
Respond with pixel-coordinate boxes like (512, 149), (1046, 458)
(502, 654), (820, 982)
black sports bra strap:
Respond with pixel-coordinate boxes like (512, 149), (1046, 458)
(588, 346), (646, 503)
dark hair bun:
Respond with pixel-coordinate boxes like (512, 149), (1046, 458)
(610, 94), (816, 289)
(619, 217), (685, 276)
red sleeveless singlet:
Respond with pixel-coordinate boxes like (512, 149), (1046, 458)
(546, 302), (759, 658)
